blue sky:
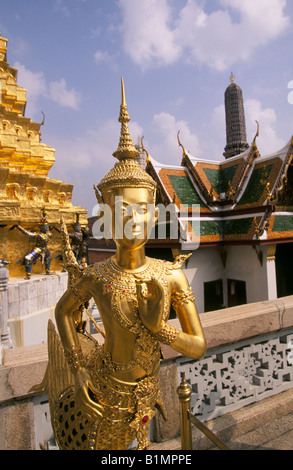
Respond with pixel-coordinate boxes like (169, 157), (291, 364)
(1, 0), (293, 213)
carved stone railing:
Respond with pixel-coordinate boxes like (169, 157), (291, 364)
(175, 296), (293, 423)
(177, 327), (293, 422)
(152, 295), (293, 446)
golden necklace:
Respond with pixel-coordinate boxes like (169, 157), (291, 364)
(95, 257), (171, 328)
(93, 257), (171, 373)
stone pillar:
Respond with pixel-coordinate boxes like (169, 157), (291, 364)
(0, 263), (13, 359)
(266, 244), (277, 300)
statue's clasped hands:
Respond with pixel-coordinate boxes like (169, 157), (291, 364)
(136, 277), (165, 334)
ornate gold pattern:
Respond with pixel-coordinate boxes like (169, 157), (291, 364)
(49, 324), (162, 450)
(96, 159), (156, 200)
(157, 321), (179, 345)
(63, 345), (85, 371)
(171, 286), (195, 308)
(93, 257), (173, 373)
(112, 78), (140, 162)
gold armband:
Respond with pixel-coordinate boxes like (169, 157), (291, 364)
(69, 283), (91, 305)
(63, 345), (85, 371)
(171, 287), (195, 309)
(156, 321), (179, 345)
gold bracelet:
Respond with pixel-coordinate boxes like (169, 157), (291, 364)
(171, 287), (195, 308)
(63, 345), (85, 371)
(69, 283), (91, 304)
(156, 321), (179, 345)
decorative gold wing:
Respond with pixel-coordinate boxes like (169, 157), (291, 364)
(170, 253), (192, 270)
(46, 320), (74, 410)
(45, 320), (98, 450)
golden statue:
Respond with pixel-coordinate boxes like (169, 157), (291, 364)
(10, 209), (54, 279)
(34, 78), (206, 450)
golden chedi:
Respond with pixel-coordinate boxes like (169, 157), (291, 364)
(32, 78), (206, 450)
(0, 33), (87, 277)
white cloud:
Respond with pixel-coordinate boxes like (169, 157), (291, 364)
(149, 111), (201, 163)
(118, 0), (290, 71)
(49, 78), (81, 110)
(93, 50), (118, 70)
(15, 63), (47, 96)
(94, 50), (110, 63)
(220, 0), (289, 38)
(14, 62), (47, 116)
(52, 119), (118, 173)
(118, 0), (181, 70)
(244, 98), (285, 154)
(287, 80), (293, 105)
(51, 118), (143, 172)
(14, 62), (81, 116)
(212, 104), (226, 140)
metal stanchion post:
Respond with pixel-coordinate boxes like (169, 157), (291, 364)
(177, 372), (192, 450)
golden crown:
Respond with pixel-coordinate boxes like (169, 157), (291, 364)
(94, 78), (156, 203)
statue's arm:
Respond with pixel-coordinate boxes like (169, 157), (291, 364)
(20, 226), (36, 236)
(167, 269), (206, 360)
(55, 288), (82, 348)
(137, 269), (206, 360)
(10, 225), (36, 238)
(55, 273), (96, 349)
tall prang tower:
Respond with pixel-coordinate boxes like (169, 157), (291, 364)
(223, 74), (249, 159)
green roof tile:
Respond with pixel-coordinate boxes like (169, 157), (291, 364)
(223, 217), (254, 235)
(238, 164), (273, 206)
(203, 165), (238, 194)
(189, 218), (253, 238)
(272, 215), (293, 232)
(190, 219), (222, 237)
(168, 174), (207, 208)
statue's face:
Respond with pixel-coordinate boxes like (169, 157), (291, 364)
(109, 187), (158, 250)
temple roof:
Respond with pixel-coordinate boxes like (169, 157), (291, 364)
(147, 135), (293, 247)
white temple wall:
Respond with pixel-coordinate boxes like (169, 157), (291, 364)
(6, 272), (68, 348)
(184, 246), (224, 314)
(225, 245), (275, 304)
(183, 244), (276, 313)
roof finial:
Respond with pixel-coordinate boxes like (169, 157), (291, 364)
(141, 136), (150, 164)
(230, 72), (235, 83)
(177, 130), (188, 158)
(112, 77), (139, 162)
(252, 120), (260, 148)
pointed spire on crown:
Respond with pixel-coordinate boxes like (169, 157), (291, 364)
(96, 78), (156, 202)
(112, 77), (140, 162)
